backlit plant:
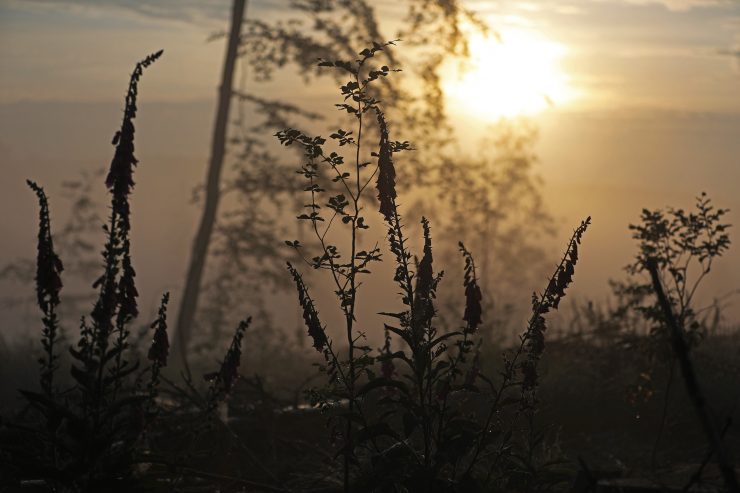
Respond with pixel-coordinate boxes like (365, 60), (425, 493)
(279, 41), (591, 492)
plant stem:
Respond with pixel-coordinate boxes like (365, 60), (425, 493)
(646, 258), (739, 493)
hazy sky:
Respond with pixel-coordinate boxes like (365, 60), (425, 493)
(1, 0), (739, 334)
(1, 0), (738, 110)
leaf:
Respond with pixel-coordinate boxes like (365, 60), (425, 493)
(18, 390), (80, 423)
(378, 311), (405, 320)
(357, 377), (410, 397)
(429, 331), (463, 348)
(384, 324), (413, 347)
(355, 422), (400, 444)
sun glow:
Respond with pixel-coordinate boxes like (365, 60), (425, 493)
(444, 29), (575, 120)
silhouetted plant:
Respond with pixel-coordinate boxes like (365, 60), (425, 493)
(614, 193), (730, 344)
(27, 180), (64, 396)
(463, 218), (589, 491)
(146, 292), (170, 412)
(0, 50), (257, 492)
(279, 40), (399, 491)
(1, 169), (104, 322)
(610, 192), (731, 466)
(204, 317), (251, 406)
(279, 42), (590, 492)
(646, 259), (739, 492)
(0, 50), (165, 492)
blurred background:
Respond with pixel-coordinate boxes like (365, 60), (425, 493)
(1, 0), (739, 371)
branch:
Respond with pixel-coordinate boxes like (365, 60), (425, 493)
(646, 258), (739, 493)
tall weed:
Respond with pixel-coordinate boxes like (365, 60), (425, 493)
(279, 42), (591, 492)
(0, 51), (250, 492)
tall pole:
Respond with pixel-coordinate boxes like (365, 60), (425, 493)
(173, 0), (247, 372)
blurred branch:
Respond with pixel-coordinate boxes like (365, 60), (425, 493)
(174, 0), (248, 373)
(646, 257), (739, 493)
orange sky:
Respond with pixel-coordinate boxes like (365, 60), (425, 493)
(1, 0), (739, 110)
(1, 0), (739, 335)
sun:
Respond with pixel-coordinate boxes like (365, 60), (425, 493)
(443, 29), (575, 120)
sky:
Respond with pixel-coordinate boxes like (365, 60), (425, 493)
(1, 0), (739, 338)
(1, 0), (738, 109)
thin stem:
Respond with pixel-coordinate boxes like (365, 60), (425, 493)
(342, 73), (364, 493)
(650, 355), (676, 470)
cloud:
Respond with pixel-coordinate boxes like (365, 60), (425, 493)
(580, 0), (733, 12)
(11, 0), (233, 25)
(617, 0), (731, 11)
(16, 0), (736, 24)
(555, 5), (586, 15)
(718, 47), (740, 74)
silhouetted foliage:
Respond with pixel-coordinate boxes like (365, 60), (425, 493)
(278, 42), (590, 492)
(459, 242), (482, 333)
(0, 51), (253, 492)
(646, 259), (739, 492)
(609, 192), (732, 469)
(614, 193), (731, 343)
